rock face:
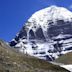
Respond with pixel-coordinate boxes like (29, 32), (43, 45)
(10, 6), (72, 61)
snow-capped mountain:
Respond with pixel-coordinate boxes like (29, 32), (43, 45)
(9, 5), (72, 61)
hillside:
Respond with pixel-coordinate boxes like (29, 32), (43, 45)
(54, 52), (72, 64)
(0, 40), (69, 72)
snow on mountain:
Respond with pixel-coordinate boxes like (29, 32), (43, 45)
(9, 5), (72, 61)
(60, 64), (72, 72)
(29, 5), (72, 24)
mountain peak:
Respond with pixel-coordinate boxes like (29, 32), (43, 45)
(29, 6), (72, 24)
(47, 5), (59, 10)
(10, 6), (72, 61)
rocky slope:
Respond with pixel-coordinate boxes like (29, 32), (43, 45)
(10, 5), (72, 61)
(54, 52), (72, 64)
(0, 40), (69, 72)
(53, 52), (72, 72)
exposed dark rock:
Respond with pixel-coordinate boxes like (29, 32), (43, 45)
(29, 29), (35, 39)
(35, 28), (46, 40)
(19, 27), (27, 38)
(9, 41), (17, 46)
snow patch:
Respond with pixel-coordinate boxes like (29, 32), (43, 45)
(60, 64), (72, 72)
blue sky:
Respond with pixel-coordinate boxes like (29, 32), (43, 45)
(0, 0), (72, 41)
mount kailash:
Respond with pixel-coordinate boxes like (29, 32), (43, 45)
(9, 6), (72, 61)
